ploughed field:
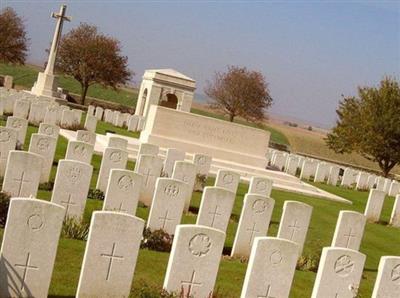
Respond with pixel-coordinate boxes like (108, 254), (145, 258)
(0, 120), (398, 297)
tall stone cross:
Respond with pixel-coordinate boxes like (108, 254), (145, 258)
(45, 5), (71, 75)
(31, 5), (71, 97)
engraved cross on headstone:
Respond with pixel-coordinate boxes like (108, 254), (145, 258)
(288, 219), (300, 240)
(209, 205), (222, 227)
(343, 228), (356, 248)
(158, 210), (174, 229)
(100, 242), (124, 281)
(181, 270), (202, 296)
(13, 171), (30, 196)
(258, 284), (275, 298)
(143, 168), (154, 187)
(14, 252), (39, 291)
(61, 194), (76, 217)
(246, 222), (260, 245)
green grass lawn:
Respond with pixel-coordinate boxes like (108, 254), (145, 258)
(0, 63), (137, 107)
(0, 121), (398, 297)
(191, 108), (290, 146)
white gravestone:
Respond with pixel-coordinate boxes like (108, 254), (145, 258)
(138, 142), (159, 156)
(215, 169), (240, 194)
(172, 161), (197, 212)
(375, 176), (386, 191)
(76, 130), (96, 145)
(285, 156), (298, 176)
(76, 211), (144, 297)
(147, 178), (189, 235)
(163, 225), (225, 298)
(196, 186), (236, 233)
(389, 195), (400, 227)
(341, 168), (356, 187)
(0, 198), (64, 298)
(231, 194), (275, 258)
(0, 127), (17, 176)
(28, 101), (48, 125)
(389, 181), (400, 197)
(44, 105), (60, 125)
(84, 114), (97, 132)
(135, 154), (163, 206)
(127, 114), (139, 131)
(300, 160), (314, 180)
(60, 109), (76, 128)
(311, 247), (366, 298)
(96, 147), (128, 192)
(193, 153), (212, 191)
(277, 201), (313, 255)
(6, 116), (28, 146)
(87, 105), (95, 116)
(328, 166), (340, 186)
(248, 176), (273, 197)
(28, 133), (57, 183)
(163, 148), (185, 178)
(364, 189), (386, 222)
(65, 140), (94, 164)
(94, 106), (104, 120)
(13, 98), (30, 119)
(2, 151), (43, 197)
(367, 175), (377, 189)
(73, 109), (83, 125)
(107, 136), (128, 150)
(240, 237), (299, 298)
(51, 160), (93, 219)
(331, 211), (366, 251)
(38, 123), (60, 139)
(356, 172), (369, 190)
(372, 256), (400, 298)
(103, 169), (143, 216)
(314, 162), (329, 183)
(112, 111), (121, 126)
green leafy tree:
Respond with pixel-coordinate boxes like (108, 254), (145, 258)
(0, 7), (28, 64)
(57, 23), (132, 105)
(326, 77), (400, 177)
(205, 66), (273, 122)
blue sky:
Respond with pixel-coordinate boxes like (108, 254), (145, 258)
(3, 0), (399, 127)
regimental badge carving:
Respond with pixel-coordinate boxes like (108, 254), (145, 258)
(110, 151), (122, 162)
(222, 173), (233, 185)
(81, 133), (90, 142)
(164, 184), (180, 197)
(44, 126), (54, 135)
(11, 120), (22, 129)
(27, 213), (44, 231)
(391, 264), (400, 283)
(37, 138), (50, 151)
(189, 233), (212, 257)
(117, 175), (133, 191)
(256, 180), (267, 192)
(252, 199), (267, 214)
(67, 166), (82, 184)
(74, 144), (87, 156)
(0, 130), (11, 142)
(197, 156), (207, 165)
(270, 249), (282, 265)
(334, 255), (355, 277)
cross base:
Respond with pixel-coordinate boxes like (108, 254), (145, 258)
(31, 72), (60, 98)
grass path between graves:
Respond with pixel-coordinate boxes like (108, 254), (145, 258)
(0, 121), (399, 297)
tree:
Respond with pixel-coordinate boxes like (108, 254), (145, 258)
(57, 23), (132, 105)
(326, 77), (400, 177)
(0, 7), (28, 64)
(205, 66), (273, 122)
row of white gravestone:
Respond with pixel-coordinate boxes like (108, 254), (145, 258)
(87, 105), (145, 132)
(1, 197), (398, 298)
(268, 148), (400, 197)
(0, 91), (88, 130)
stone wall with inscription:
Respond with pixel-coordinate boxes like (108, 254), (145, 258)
(140, 105), (270, 167)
